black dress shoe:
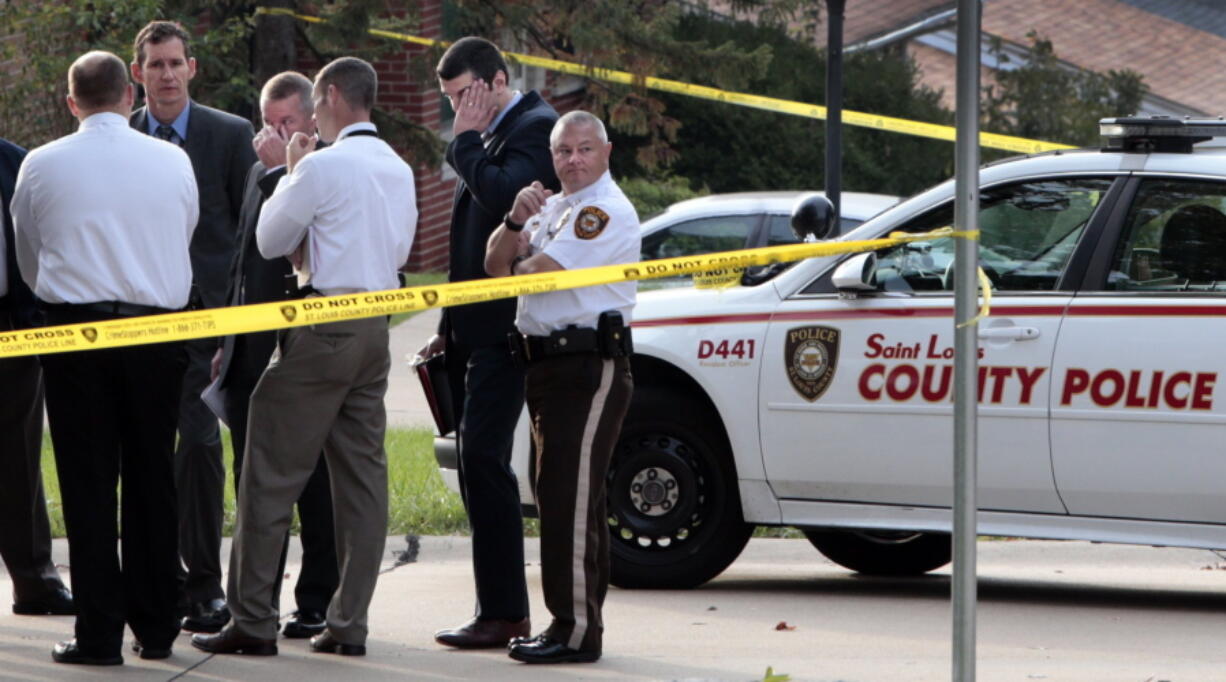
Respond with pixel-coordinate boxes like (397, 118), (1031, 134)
(508, 631), (548, 647)
(13, 587), (74, 615)
(508, 635), (600, 664)
(131, 640), (172, 660)
(281, 609), (326, 639)
(435, 617), (531, 649)
(182, 598), (230, 633)
(191, 625), (278, 656)
(51, 639), (122, 665)
(309, 631), (366, 656)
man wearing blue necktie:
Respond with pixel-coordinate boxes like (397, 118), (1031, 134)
(128, 20), (256, 635)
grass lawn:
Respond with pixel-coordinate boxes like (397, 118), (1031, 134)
(38, 426), (470, 539)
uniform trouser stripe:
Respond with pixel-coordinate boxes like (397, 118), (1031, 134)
(529, 353), (631, 653)
(567, 358), (614, 650)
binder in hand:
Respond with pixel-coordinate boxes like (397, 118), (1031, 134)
(412, 353), (455, 436)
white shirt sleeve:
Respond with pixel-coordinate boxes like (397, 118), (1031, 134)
(179, 151), (200, 241)
(256, 155), (320, 259)
(10, 160), (40, 291)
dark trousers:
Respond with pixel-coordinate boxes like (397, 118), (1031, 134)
(41, 309), (185, 657)
(225, 333), (338, 615)
(176, 336), (225, 603)
(445, 340), (529, 621)
(0, 316), (67, 603)
(526, 353), (632, 653)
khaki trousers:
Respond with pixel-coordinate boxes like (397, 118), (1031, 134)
(228, 316), (390, 644)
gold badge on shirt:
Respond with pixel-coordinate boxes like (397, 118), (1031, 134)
(549, 207), (573, 239)
(574, 206), (609, 240)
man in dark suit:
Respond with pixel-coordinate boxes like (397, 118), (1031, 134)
(129, 19), (256, 634)
(0, 138), (74, 618)
(425, 37), (560, 650)
(211, 71), (338, 640)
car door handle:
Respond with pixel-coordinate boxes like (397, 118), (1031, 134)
(977, 326), (1040, 341)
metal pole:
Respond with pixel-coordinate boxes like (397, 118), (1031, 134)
(953, 0), (981, 680)
(825, 0), (844, 231)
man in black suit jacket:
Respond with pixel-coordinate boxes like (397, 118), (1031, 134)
(0, 137), (74, 617)
(426, 37), (560, 650)
(129, 20), (256, 633)
(211, 71), (338, 640)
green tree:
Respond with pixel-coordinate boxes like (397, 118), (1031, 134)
(445, 0), (800, 171)
(444, 2), (952, 198)
(619, 174), (708, 220)
(982, 32), (1148, 153)
(0, 1), (441, 166)
(627, 12), (955, 198)
(1, 0), (166, 145)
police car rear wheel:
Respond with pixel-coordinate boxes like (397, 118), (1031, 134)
(607, 389), (752, 589)
(803, 529), (951, 576)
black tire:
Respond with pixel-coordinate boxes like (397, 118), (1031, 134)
(607, 389), (752, 589)
(803, 529), (952, 576)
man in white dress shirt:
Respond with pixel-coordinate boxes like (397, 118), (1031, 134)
(192, 56), (417, 658)
(11, 50), (198, 666)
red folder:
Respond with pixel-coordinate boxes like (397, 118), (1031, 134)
(413, 353), (456, 436)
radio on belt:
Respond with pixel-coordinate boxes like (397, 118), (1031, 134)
(1100, 116), (1226, 153)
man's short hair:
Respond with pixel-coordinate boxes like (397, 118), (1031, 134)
(551, 110), (609, 147)
(69, 51), (130, 111)
(261, 71), (314, 114)
(315, 57), (378, 112)
(436, 36), (508, 84)
(133, 20), (192, 66)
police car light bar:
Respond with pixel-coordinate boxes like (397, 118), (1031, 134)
(1100, 116), (1226, 153)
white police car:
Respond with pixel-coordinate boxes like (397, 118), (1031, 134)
(639, 190), (899, 262)
(438, 117), (1226, 588)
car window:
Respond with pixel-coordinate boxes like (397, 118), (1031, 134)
(764, 214), (864, 247)
(1106, 179), (1226, 293)
(868, 177), (1113, 294)
(640, 215), (758, 261)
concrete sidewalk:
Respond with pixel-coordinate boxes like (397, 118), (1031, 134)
(385, 308), (440, 429)
(0, 536), (838, 681)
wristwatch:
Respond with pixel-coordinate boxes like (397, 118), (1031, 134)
(504, 212), (525, 232)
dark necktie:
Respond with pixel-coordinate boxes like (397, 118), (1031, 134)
(155, 124), (182, 147)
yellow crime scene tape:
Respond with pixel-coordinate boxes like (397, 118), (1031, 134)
(253, 7), (1073, 155)
(0, 230), (982, 359)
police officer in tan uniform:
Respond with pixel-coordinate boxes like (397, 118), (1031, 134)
(485, 110), (639, 664)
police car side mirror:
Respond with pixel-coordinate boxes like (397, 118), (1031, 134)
(832, 252), (878, 291)
(791, 193), (837, 241)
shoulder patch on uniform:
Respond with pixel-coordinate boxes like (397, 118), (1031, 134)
(574, 206), (610, 240)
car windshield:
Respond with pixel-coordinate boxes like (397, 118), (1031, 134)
(863, 177), (1112, 293)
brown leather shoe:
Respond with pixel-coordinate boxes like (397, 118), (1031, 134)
(434, 617), (530, 649)
(191, 625), (277, 656)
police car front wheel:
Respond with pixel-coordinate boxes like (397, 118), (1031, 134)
(606, 388), (752, 589)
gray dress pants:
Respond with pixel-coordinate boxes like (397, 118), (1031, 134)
(227, 316), (390, 644)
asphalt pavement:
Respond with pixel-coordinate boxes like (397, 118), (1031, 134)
(2, 537), (1226, 680)
(4, 310), (1226, 680)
